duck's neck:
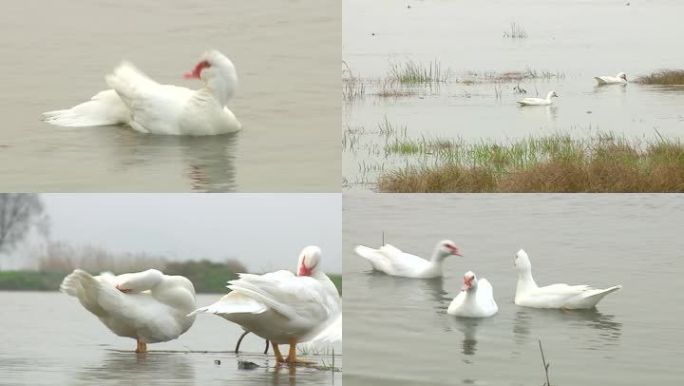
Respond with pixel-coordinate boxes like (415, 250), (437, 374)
(545, 91), (554, 101)
(201, 75), (234, 107)
(463, 288), (478, 308)
(516, 268), (538, 295)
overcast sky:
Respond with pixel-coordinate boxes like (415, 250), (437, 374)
(39, 194), (341, 273)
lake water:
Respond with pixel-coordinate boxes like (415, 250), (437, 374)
(343, 194), (684, 385)
(0, 292), (341, 385)
(0, 0), (340, 192)
(343, 0), (684, 190)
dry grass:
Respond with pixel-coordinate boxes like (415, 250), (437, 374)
(378, 135), (684, 192)
(635, 70), (684, 85)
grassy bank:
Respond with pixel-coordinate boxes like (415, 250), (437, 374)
(636, 70), (684, 85)
(379, 134), (684, 192)
(0, 270), (343, 295)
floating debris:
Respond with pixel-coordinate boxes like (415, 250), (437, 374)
(214, 359), (221, 365)
(238, 360), (260, 370)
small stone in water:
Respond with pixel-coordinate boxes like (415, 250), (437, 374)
(238, 360), (260, 370)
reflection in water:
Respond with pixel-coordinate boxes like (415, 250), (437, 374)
(420, 278), (450, 310)
(513, 308), (623, 349)
(450, 318), (481, 356)
(592, 84), (627, 96)
(364, 271), (449, 311)
(111, 131), (238, 192)
(178, 134), (238, 192)
(74, 350), (195, 384)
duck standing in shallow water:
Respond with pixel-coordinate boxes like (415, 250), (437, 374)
(191, 246), (340, 364)
(61, 269), (197, 353)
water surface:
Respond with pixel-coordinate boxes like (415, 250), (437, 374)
(0, 0), (340, 192)
(0, 292), (341, 385)
(344, 194), (684, 385)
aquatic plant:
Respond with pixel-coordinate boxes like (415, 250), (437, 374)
(635, 69), (684, 85)
(342, 61), (366, 100)
(378, 133), (684, 192)
(503, 22), (528, 39)
(539, 340), (552, 386)
(375, 79), (418, 98)
(388, 60), (447, 84)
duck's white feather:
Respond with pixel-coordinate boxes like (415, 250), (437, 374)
(61, 269), (196, 344)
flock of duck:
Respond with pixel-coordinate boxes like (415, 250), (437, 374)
(516, 72), (628, 106)
(60, 246), (341, 364)
(355, 240), (622, 318)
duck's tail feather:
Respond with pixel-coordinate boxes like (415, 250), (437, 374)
(42, 89), (129, 127)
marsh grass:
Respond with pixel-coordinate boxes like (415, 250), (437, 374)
(379, 134), (684, 192)
(388, 60), (447, 84)
(460, 68), (564, 84)
(636, 69), (684, 85)
(503, 22), (528, 39)
(375, 79), (418, 98)
(342, 61), (365, 100)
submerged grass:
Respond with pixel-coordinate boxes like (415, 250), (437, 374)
(379, 134), (684, 192)
(636, 69), (684, 85)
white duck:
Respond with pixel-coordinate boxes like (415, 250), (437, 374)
(191, 246), (340, 364)
(447, 271), (498, 318)
(42, 50), (241, 135)
(354, 240), (461, 278)
(517, 91), (559, 106)
(594, 72), (628, 85)
(514, 249), (622, 309)
(60, 269), (197, 353)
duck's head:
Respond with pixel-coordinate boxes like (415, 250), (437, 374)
(549, 91), (559, 98)
(514, 249), (532, 271)
(184, 50), (238, 103)
(461, 271), (478, 291)
(617, 72), (627, 81)
(436, 239), (462, 259)
(115, 269), (163, 293)
(297, 245), (322, 277)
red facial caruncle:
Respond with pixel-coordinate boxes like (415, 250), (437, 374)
(184, 60), (211, 79)
(461, 274), (474, 291)
(446, 244), (462, 256)
(298, 260), (313, 276)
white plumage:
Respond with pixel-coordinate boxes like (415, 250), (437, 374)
(514, 249), (622, 309)
(43, 50), (241, 135)
(60, 269), (197, 352)
(191, 246), (340, 363)
(517, 90), (559, 106)
(594, 72), (628, 85)
(354, 240), (461, 278)
(447, 271), (498, 318)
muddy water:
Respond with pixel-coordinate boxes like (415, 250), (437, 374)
(343, 0), (684, 190)
(0, 292), (341, 385)
(0, 0), (340, 192)
(343, 194), (684, 385)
